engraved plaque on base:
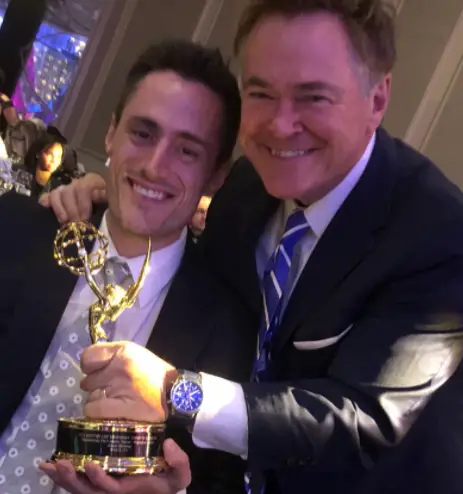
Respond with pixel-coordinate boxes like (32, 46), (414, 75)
(51, 221), (166, 475)
(53, 418), (167, 474)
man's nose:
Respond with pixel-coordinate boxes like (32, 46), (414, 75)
(144, 141), (170, 179)
(267, 100), (303, 139)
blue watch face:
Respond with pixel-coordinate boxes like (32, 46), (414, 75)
(171, 379), (203, 414)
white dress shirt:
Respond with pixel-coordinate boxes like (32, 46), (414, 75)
(0, 213), (186, 494)
(192, 133), (376, 458)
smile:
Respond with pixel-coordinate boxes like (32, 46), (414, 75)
(132, 183), (170, 201)
(268, 148), (316, 158)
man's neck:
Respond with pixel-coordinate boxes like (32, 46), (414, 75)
(105, 212), (182, 258)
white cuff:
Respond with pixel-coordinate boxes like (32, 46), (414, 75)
(192, 374), (248, 459)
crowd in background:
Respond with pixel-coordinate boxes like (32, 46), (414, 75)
(0, 68), (85, 201)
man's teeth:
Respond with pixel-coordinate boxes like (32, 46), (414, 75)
(133, 184), (167, 200)
(270, 149), (310, 158)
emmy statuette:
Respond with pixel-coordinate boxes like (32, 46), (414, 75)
(51, 221), (167, 475)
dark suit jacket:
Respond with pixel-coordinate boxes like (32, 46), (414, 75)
(355, 358), (463, 494)
(200, 127), (463, 494)
(0, 192), (256, 494)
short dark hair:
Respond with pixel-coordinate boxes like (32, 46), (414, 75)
(114, 40), (241, 166)
(234, 0), (397, 80)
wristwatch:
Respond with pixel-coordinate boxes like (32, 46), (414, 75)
(165, 369), (204, 429)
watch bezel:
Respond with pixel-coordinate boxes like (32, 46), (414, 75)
(165, 369), (204, 427)
(170, 377), (204, 416)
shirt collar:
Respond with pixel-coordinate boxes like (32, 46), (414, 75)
(98, 213), (187, 308)
(285, 132), (376, 238)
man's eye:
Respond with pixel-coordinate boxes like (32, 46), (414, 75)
(298, 95), (329, 103)
(181, 147), (200, 160)
(248, 91), (273, 100)
(131, 129), (152, 141)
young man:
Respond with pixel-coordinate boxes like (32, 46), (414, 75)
(0, 40), (255, 494)
(43, 1), (463, 493)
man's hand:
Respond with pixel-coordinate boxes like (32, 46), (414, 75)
(80, 341), (174, 423)
(39, 172), (107, 224)
(39, 438), (191, 494)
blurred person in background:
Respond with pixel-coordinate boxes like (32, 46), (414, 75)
(23, 129), (67, 199)
(0, 68), (20, 139)
(5, 119), (45, 167)
(191, 195), (212, 239)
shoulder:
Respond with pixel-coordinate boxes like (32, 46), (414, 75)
(184, 238), (256, 344)
(201, 156), (267, 247)
(388, 135), (463, 237)
(207, 157), (260, 214)
(185, 238), (247, 311)
(364, 130), (463, 248)
(351, 134), (463, 296)
(182, 240), (256, 380)
(0, 192), (61, 254)
(379, 129), (463, 209)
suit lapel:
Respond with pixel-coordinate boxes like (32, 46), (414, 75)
(145, 236), (218, 370)
(14, 245), (79, 369)
(1, 222), (79, 431)
(272, 129), (399, 353)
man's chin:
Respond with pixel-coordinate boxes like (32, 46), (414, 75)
(260, 177), (302, 200)
(121, 221), (151, 238)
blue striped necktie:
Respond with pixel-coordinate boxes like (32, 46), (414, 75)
(245, 208), (310, 493)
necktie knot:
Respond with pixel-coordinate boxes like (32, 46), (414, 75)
(284, 208), (309, 234)
(281, 208), (309, 244)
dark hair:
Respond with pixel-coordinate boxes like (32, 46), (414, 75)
(46, 125), (67, 141)
(24, 130), (67, 174)
(234, 0), (396, 80)
(114, 40), (241, 165)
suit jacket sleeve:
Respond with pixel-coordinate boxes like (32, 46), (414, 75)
(240, 215), (463, 471)
(355, 359), (463, 494)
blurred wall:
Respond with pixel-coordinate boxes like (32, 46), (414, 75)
(383, 0), (463, 188)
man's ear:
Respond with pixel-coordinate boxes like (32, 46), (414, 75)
(105, 115), (117, 155)
(368, 73), (391, 133)
(203, 160), (233, 196)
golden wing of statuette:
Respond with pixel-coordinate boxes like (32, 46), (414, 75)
(122, 236), (151, 308)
